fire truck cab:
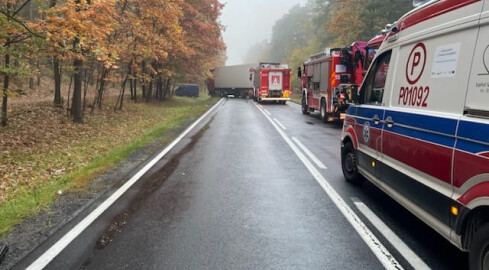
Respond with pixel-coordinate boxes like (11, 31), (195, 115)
(341, 1), (489, 269)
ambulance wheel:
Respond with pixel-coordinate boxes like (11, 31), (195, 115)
(341, 141), (364, 184)
(469, 223), (489, 270)
(301, 95), (309, 114)
(320, 99), (327, 122)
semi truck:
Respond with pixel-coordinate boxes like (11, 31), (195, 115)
(251, 63), (292, 104)
(209, 64), (257, 98)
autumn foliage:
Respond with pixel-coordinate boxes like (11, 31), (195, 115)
(0, 0), (226, 124)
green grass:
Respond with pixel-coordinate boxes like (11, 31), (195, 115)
(0, 96), (219, 237)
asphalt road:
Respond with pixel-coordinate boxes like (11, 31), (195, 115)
(14, 98), (468, 269)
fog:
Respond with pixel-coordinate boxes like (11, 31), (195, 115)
(220, 0), (304, 66)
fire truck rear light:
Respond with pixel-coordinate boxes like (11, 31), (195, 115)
(451, 206), (459, 216)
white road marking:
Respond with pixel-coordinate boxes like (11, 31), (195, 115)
(353, 199), (431, 270)
(26, 98), (225, 270)
(264, 109), (272, 116)
(291, 137), (327, 169)
(253, 102), (403, 270)
(273, 118), (287, 130)
(287, 102), (301, 109)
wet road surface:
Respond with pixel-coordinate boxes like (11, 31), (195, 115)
(15, 98), (468, 269)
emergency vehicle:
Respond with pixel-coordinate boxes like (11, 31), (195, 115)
(251, 63), (291, 103)
(364, 35), (385, 71)
(340, 1), (489, 269)
(299, 41), (370, 121)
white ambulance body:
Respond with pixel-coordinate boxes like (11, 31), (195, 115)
(340, 1), (489, 269)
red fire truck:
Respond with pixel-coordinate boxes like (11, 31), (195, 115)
(299, 36), (388, 121)
(299, 41), (369, 121)
(251, 63), (292, 104)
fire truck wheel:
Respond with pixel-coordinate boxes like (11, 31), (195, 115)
(469, 223), (489, 270)
(341, 141), (364, 184)
(301, 95), (309, 114)
(320, 99), (327, 122)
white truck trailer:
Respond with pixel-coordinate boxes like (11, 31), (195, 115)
(210, 64), (257, 98)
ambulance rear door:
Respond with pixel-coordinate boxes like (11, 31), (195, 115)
(454, 2), (489, 210)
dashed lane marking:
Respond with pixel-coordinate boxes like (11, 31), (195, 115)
(254, 102), (403, 270)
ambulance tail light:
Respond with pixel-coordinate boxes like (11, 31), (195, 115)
(451, 206), (459, 216)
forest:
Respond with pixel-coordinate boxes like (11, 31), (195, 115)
(245, 0), (414, 90)
(0, 0), (226, 126)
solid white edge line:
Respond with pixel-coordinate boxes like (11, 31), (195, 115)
(287, 102), (301, 108)
(253, 102), (403, 270)
(291, 137), (327, 169)
(26, 98), (225, 270)
(353, 199), (431, 270)
(273, 118), (287, 130)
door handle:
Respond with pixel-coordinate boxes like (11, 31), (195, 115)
(372, 114), (380, 125)
(385, 116), (394, 128)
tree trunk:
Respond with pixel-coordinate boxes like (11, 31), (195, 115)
(37, 60), (41, 86)
(163, 78), (171, 100)
(142, 61), (149, 100)
(1, 50), (9, 127)
(147, 81), (153, 102)
(72, 57), (83, 123)
(29, 59), (35, 89)
(157, 76), (163, 101)
(115, 72), (129, 111)
(128, 67), (135, 100)
(53, 59), (62, 107)
(133, 79), (137, 102)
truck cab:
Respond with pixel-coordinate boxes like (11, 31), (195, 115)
(341, 1), (489, 269)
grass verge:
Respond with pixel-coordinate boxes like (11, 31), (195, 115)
(0, 96), (219, 237)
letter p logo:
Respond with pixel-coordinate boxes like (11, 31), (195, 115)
(406, 43), (426, 85)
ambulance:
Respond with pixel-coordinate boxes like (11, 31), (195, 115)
(340, 1), (489, 269)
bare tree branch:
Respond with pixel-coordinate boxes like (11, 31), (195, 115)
(0, 9), (45, 40)
(12, 0), (32, 17)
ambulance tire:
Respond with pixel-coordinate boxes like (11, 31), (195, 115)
(320, 99), (327, 122)
(301, 95), (309, 114)
(341, 141), (364, 184)
(469, 223), (489, 270)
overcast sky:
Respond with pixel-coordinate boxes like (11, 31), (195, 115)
(219, 0), (304, 66)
